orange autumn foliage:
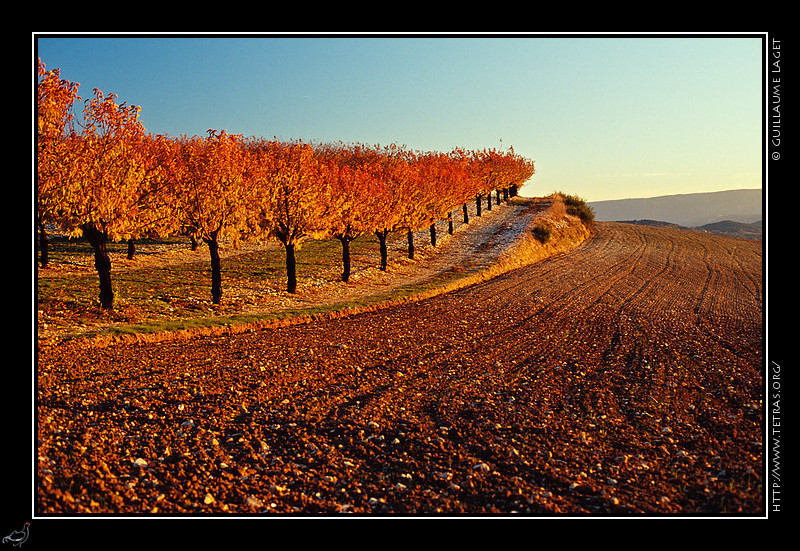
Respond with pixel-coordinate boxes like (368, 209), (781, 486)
(37, 60), (536, 303)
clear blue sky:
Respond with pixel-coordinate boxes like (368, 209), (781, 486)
(34, 33), (764, 202)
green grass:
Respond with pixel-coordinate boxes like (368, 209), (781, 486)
(37, 196), (576, 342)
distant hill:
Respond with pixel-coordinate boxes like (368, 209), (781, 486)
(590, 189), (762, 228)
(619, 219), (684, 229)
(617, 218), (762, 240)
(694, 219), (762, 240)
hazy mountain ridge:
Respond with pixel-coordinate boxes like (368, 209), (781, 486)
(589, 189), (762, 228)
(620, 218), (762, 240)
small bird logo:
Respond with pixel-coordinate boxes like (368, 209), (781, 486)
(2, 523), (29, 548)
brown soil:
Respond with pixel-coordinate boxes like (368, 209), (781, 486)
(35, 204), (764, 518)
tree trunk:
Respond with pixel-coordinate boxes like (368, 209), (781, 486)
(375, 229), (389, 271)
(190, 235), (199, 251)
(38, 219), (49, 269)
(447, 211), (454, 235)
(462, 203), (469, 224)
(204, 234), (223, 305)
(338, 236), (352, 282)
(127, 238), (135, 260)
(475, 195), (482, 217)
(429, 223), (437, 247)
(284, 242), (297, 294)
(503, 187), (509, 201)
(82, 224), (114, 310)
(486, 193), (492, 211)
(407, 230), (415, 259)
(496, 189), (501, 205)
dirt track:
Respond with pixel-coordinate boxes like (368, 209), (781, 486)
(36, 221), (764, 516)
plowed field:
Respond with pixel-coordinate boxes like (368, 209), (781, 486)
(36, 222), (764, 517)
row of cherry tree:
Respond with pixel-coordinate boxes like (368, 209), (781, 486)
(37, 59), (535, 309)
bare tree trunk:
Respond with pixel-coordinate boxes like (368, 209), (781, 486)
(338, 236), (353, 282)
(375, 229), (389, 271)
(82, 224), (114, 310)
(284, 242), (297, 294)
(204, 232), (223, 304)
(407, 230), (415, 260)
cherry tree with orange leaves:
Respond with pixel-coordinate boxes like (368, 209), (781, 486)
(315, 143), (386, 282)
(172, 130), (256, 304)
(249, 139), (330, 294)
(360, 145), (422, 266)
(44, 86), (166, 309)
